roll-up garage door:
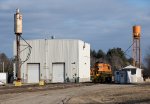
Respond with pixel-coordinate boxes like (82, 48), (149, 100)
(27, 64), (40, 83)
(52, 63), (65, 83)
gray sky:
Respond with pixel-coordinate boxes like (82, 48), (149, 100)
(0, 0), (150, 60)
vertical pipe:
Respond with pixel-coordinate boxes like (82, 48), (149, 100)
(3, 62), (4, 72)
(136, 39), (138, 67)
(132, 39), (135, 66)
(139, 39), (141, 68)
(16, 35), (21, 80)
(13, 63), (16, 79)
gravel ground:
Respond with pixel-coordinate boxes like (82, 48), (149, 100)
(0, 83), (150, 104)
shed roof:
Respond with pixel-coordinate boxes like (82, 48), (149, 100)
(124, 65), (137, 69)
(122, 65), (143, 70)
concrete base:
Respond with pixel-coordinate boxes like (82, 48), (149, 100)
(39, 80), (45, 86)
(14, 81), (22, 86)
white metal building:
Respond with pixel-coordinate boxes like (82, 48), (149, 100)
(0, 73), (7, 85)
(13, 39), (90, 83)
(115, 65), (143, 83)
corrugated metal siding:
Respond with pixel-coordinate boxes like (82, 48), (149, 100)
(47, 39), (79, 82)
(14, 39), (90, 83)
(14, 40), (46, 82)
(0, 73), (7, 84)
(78, 41), (90, 82)
(27, 64), (40, 83)
(136, 68), (142, 77)
(52, 63), (65, 83)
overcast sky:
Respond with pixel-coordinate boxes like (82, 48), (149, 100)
(0, 0), (150, 60)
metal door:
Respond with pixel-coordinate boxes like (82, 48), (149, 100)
(27, 64), (40, 83)
(120, 71), (127, 84)
(52, 63), (65, 83)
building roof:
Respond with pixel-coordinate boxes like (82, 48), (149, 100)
(122, 65), (143, 70)
(124, 65), (137, 69)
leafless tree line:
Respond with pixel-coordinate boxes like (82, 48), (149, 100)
(0, 53), (13, 73)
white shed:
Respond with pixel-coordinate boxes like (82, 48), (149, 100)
(13, 39), (90, 83)
(0, 73), (7, 85)
(115, 65), (143, 83)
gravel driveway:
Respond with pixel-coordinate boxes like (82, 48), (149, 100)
(0, 83), (150, 104)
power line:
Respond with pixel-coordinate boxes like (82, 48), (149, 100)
(123, 41), (135, 58)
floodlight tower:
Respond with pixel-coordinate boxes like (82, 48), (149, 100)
(132, 25), (141, 68)
(14, 8), (22, 81)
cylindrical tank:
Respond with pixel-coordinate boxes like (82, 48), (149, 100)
(133, 25), (141, 39)
(14, 9), (22, 34)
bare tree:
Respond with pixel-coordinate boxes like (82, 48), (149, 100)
(0, 53), (13, 73)
(143, 47), (150, 78)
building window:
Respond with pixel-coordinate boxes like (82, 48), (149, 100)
(131, 69), (136, 75)
(116, 72), (119, 75)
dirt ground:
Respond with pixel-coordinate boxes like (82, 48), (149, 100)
(0, 83), (150, 104)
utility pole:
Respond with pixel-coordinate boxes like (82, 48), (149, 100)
(14, 8), (22, 82)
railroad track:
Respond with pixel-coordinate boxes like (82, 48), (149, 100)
(0, 82), (95, 94)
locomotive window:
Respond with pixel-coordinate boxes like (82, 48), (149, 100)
(97, 66), (102, 69)
(108, 66), (110, 70)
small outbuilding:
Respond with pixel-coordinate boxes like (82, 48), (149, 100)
(13, 39), (90, 83)
(0, 73), (7, 85)
(115, 65), (143, 84)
